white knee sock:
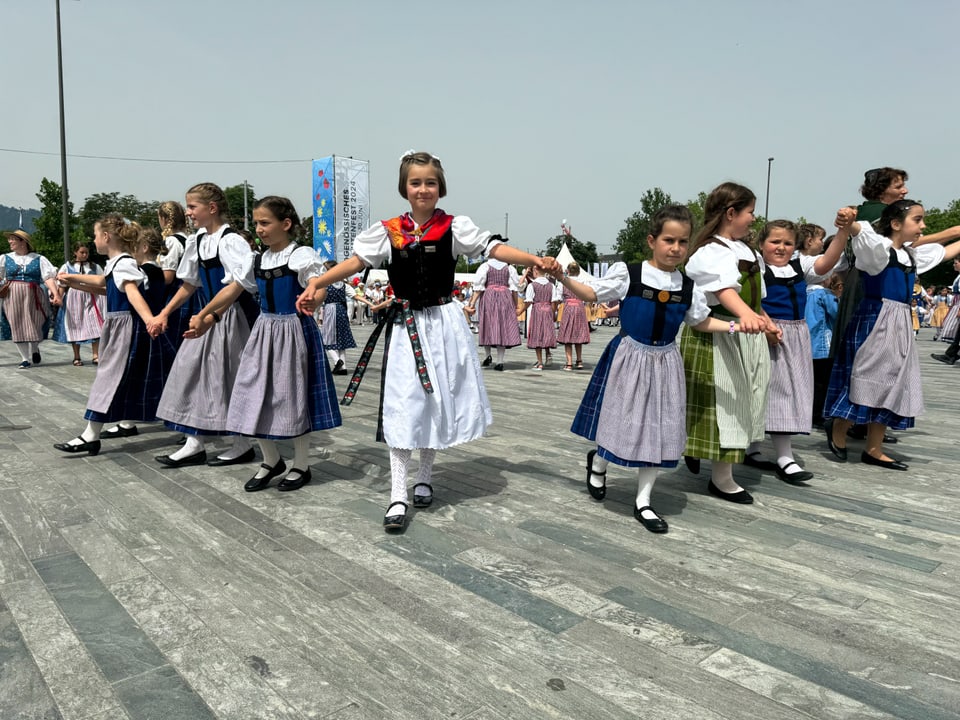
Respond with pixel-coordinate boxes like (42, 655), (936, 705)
(253, 439), (282, 479)
(635, 467), (659, 520)
(29, 341), (39, 355)
(68, 421), (103, 445)
(484, 345), (492, 360)
(292, 435), (311, 472)
(589, 452), (608, 488)
(169, 435), (204, 460)
(496, 346), (506, 363)
(388, 448), (412, 512)
(772, 434), (794, 468)
(217, 436), (252, 461)
(14, 342), (30, 362)
(414, 449), (437, 498)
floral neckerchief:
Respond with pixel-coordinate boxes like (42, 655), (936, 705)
(382, 210), (453, 250)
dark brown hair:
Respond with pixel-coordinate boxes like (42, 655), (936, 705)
(692, 182), (756, 252)
(650, 204), (694, 238)
(860, 167), (908, 201)
(757, 219), (798, 246)
(398, 152), (446, 199)
(875, 199), (922, 238)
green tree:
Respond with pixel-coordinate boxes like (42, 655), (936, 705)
(918, 199), (960, 286)
(77, 192), (158, 238)
(224, 183), (256, 229)
(544, 234), (599, 269)
(614, 187), (675, 263)
(31, 177), (83, 267)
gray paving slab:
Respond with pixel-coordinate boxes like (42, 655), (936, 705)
(2, 329), (960, 719)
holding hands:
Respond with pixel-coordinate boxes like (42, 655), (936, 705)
(835, 207), (857, 230)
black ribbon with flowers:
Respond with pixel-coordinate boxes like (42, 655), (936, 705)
(342, 296), (452, 442)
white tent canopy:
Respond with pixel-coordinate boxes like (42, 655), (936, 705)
(556, 243), (595, 279)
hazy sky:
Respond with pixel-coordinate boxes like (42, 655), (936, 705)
(2, 0), (958, 254)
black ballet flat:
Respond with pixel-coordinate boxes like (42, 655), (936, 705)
(412, 482), (433, 508)
(101, 425), (139, 439)
(860, 451), (908, 471)
(585, 449), (606, 501)
(846, 426), (899, 444)
(684, 455), (701, 475)
(494, 363), (504, 371)
(707, 480), (754, 504)
(824, 419), (847, 461)
(155, 450), (207, 468)
(244, 460), (287, 492)
(207, 447), (256, 467)
(383, 501), (409, 532)
(743, 452), (777, 471)
(53, 437), (101, 456)
(482, 356), (493, 367)
(277, 467), (312, 491)
(634, 505), (668, 533)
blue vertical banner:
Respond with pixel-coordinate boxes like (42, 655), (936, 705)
(312, 156), (335, 261)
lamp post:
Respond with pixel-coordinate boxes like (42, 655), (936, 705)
(56, 0), (70, 261)
(765, 157), (774, 219)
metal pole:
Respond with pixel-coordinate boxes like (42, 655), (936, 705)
(56, 0), (70, 260)
(765, 157), (774, 219)
(504, 212), (508, 237)
(243, 179), (249, 230)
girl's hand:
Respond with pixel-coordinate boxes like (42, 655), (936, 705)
(183, 313), (214, 340)
(738, 311), (767, 334)
(296, 287), (319, 314)
(835, 207), (857, 228)
(464, 305), (476, 315)
(764, 322), (783, 345)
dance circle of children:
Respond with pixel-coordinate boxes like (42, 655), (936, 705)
(47, 159), (960, 535)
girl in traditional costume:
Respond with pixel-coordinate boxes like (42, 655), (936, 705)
(521, 265), (560, 370)
(825, 201), (960, 470)
(468, 256), (522, 371)
(556, 262), (591, 370)
(564, 205), (747, 533)
(196, 196), (341, 491)
(297, 151), (555, 531)
(680, 182), (779, 504)
(320, 259), (357, 376)
(151, 183), (259, 468)
(54, 218), (175, 455)
(53, 243), (104, 366)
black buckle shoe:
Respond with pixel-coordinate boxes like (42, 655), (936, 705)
(383, 501), (409, 532)
(585, 449), (606, 500)
(634, 505), (668, 533)
(244, 460), (287, 492)
(278, 467), (312, 491)
(54, 436), (101, 456)
(412, 483), (433, 507)
(707, 480), (754, 504)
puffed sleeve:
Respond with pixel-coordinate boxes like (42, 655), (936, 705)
(914, 243), (946, 274)
(452, 216), (500, 259)
(219, 232), (254, 284)
(852, 223), (894, 276)
(111, 257), (146, 293)
(524, 283), (536, 302)
(798, 254), (833, 283)
(551, 281), (563, 301)
(176, 233), (200, 285)
(38, 254), (57, 280)
(583, 262), (629, 304)
(685, 243), (742, 292)
(353, 222), (390, 268)
(343, 282), (356, 300)
(472, 262), (490, 291)
(507, 264), (520, 291)
(58, 263), (69, 275)
(683, 284), (712, 326)
(233, 253), (258, 294)
(289, 246), (324, 287)
(159, 236), (183, 272)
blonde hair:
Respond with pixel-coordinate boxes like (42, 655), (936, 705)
(98, 213), (142, 254)
(185, 182), (229, 220)
(566, 262), (580, 276)
(137, 226), (164, 259)
(157, 201), (187, 237)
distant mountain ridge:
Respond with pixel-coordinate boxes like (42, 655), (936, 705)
(0, 205), (40, 233)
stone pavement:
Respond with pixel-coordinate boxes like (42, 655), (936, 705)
(1, 326), (959, 720)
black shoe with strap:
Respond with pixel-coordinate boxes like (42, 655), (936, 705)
(585, 449), (606, 501)
(383, 501), (409, 532)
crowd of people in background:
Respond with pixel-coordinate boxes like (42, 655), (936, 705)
(4, 157), (960, 536)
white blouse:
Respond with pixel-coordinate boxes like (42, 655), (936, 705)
(766, 254), (832, 284)
(235, 244), (323, 294)
(158, 234), (186, 272)
(853, 223), (945, 276)
(1, 252), (57, 281)
(104, 255), (145, 293)
(585, 261), (711, 327)
(685, 236), (767, 306)
(525, 276), (562, 302)
(176, 225), (253, 287)
(474, 259), (519, 292)
(352, 214), (502, 268)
